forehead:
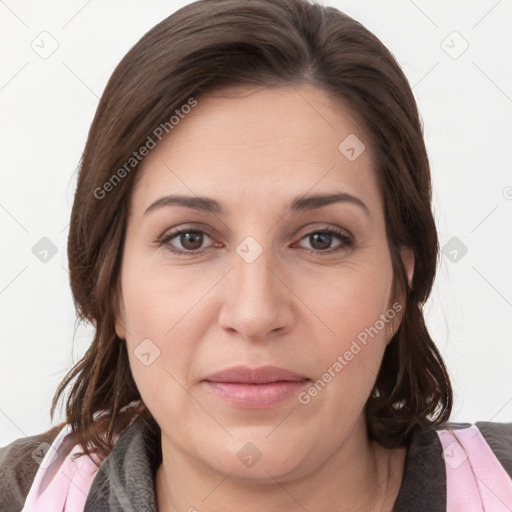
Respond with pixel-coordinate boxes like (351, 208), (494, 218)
(130, 84), (381, 218)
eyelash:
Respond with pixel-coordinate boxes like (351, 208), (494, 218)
(157, 226), (353, 256)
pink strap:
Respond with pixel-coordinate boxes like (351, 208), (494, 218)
(22, 424), (105, 512)
(438, 426), (512, 511)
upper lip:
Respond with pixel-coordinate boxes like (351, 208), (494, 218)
(204, 365), (309, 384)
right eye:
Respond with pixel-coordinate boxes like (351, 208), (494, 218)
(158, 227), (220, 255)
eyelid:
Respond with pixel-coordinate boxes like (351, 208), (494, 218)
(294, 223), (352, 240)
(159, 223), (216, 242)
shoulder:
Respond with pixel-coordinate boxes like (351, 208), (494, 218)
(436, 420), (512, 478)
(0, 425), (63, 512)
(434, 420), (512, 509)
(393, 420), (512, 512)
(474, 420), (512, 478)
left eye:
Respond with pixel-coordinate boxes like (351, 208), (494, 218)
(296, 229), (352, 253)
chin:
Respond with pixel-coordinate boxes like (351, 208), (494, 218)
(199, 433), (313, 482)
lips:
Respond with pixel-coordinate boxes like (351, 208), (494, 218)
(203, 365), (310, 408)
(204, 365), (308, 384)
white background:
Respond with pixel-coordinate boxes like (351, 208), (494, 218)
(1, 0), (511, 446)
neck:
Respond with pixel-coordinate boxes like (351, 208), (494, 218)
(155, 417), (406, 512)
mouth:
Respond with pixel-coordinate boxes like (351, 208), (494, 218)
(203, 365), (311, 408)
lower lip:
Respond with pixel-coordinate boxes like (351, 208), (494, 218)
(204, 380), (310, 408)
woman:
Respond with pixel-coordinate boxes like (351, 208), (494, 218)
(1, 0), (511, 510)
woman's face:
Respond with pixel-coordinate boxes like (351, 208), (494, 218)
(116, 84), (413, 481)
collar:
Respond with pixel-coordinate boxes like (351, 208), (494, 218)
(84, 416), (161, 512)
(392, 422), (446, 511)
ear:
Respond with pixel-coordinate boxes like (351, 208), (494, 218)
(400, 246), (414, 289)
(113, 283), (127, 340)
(387, 247), (414, 344)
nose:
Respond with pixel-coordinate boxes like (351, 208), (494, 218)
(217, 244), (296, 342)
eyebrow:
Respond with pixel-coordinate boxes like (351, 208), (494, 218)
(143, 192), (370, 218)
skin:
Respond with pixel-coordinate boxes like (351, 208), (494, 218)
(115, 84), (414, 512)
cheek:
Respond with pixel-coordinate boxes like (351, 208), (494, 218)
(120, 254), (204, 342)
(303, 261), (393, 343)
(297, 261), (394, 402)
(119, 252), (231, 414)
(119, 258), (198, 405)
(122, 275), (197, 429)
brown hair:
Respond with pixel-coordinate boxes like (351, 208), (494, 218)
(52, 0), (452, 458)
